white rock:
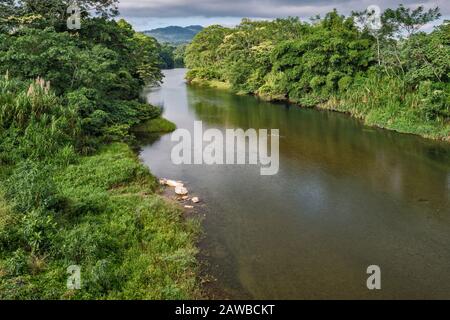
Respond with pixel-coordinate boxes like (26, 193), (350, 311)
(191, 197), (200, 203)
(182, 196), (189, 200)
(184, 205), (194, 209)
(175, 186), (188, 195)
(159, 178), (167, 185)
(167, 180), (184, 188)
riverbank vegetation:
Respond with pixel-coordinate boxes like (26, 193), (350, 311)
(159, 43), (187, 69)
(185, 5), (450, 140)
(0, 0), (198, 299)
(132, 117), (177, 134)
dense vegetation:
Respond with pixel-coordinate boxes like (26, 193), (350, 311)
(186, 6), (450, 140)
(159, 43), (187, 69)
(143, 26), (203, 69)
(0, 0), (198, 299)
(143, 25), (203, 69)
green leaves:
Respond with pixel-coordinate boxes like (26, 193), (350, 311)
(5, 160), (64, 213)
(186, 6), (448, 127)
(382, 4), (441, 38)
(0, 4), (200, 300)
(186, 11), (375, 99)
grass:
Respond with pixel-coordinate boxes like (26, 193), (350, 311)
(132, 117), (177, 134)
(317, 77), (450, 141)
(188, 76), (450, 141)
(189, 78), (232, 91)
(0, 143), (201, 299)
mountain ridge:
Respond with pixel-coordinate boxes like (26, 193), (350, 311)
(143, 25), (204, 44)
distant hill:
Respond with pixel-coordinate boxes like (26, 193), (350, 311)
(143, 25), (203, 44)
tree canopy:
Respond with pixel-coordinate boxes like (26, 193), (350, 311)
(186, 5), (449, 127)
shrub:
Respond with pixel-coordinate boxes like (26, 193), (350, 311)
(132, 118), (176, 134)
(4, 248), (30, 276)
(338, 76), (353, 91)
(102, 124), (134, 143)
(417, 81), (450, 121)
(5, 161), (65, 213)
(19, 209), (57, 254)
(310, 76), (326, 91)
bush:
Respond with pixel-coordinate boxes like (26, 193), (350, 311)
(338, 76), (353, 91)
(102, 124), (133, 143)
(53, 145), (78, 167)
(19, 209), (57, 254)
(4, 248), (30, 276)
(298, 95), (323, 108)
(0, 6), (199, 300)
(417, 81), (450, 121)
(310, 76), (326, 91)
(132, 117), (176, 134)
(5, 161), (65, 213)
(0, 77), (79, 162)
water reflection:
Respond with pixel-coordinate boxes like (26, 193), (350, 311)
(140, 69), (450, 299)
(187, 85), (450, 214)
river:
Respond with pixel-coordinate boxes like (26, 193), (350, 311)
(139, 68), (450, 299)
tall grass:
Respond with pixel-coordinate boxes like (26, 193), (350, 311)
(0, 143), (201, 299)
(0, 75), (201, 299)
(326, 74), (450, 140)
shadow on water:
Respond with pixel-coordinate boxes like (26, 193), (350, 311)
(140, 69), (450, 299)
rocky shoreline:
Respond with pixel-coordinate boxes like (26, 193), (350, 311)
(159, 178), (201, 209)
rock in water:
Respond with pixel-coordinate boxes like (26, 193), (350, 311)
(175, 186), (188, 195)
(167, 180), (184, 188)
(191, 197), (200, 203)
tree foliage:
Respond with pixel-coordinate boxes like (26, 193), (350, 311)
(186, 5), (449, 126)
(0, 0), (192, 300)
(159, 43), (187, 69)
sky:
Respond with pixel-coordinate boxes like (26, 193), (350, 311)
(117, 0), (450, 31)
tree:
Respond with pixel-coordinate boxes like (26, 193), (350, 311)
(159, 44), (176, 69)
(185, 25), (231, 80)
(130, 32), (163, 86)
(352, 7), (383, 66)
(0, 0), (119, 31)
(173, 44), (187, 68)
(382, 4), (441, 38)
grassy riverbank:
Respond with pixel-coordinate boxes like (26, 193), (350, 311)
(188, 77), (450, 141)
(188, 78), (450, 142)
(0, 3), (205, 299)
(0, 143), (201, 299)
(132, 117), (177, 134)
(189, 77), (232, 91)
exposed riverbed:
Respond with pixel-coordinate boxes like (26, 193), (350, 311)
(140, 69), (450, 299)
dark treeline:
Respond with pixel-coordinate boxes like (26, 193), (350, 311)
(185, 5), (449, 140)
(159, 43), (187, 69)
(0, 0), (198, 299)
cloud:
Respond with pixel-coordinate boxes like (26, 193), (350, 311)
(118, 0), (450, 18)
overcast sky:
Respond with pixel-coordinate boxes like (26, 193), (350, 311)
(117, 0), (450, 30)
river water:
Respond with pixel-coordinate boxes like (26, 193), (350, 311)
(140, 69), (450, 299)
